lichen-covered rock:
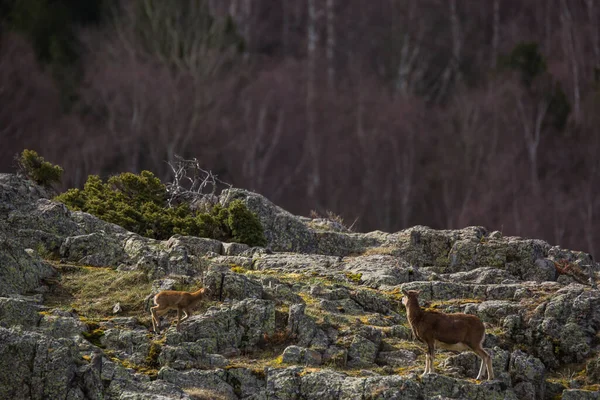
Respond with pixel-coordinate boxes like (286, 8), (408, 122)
(209, 255), (255, 270)
(319, 298), (364, 315)
(0, 296), (42, 328)
(446, 237), (552, 281)
(322, 346), (348, 367)
(167, 299), (276, 355)
(508, 350), (546, 400)
(561, 389), (600, 400)
(0, 327), (85, 400)
(349, 288), (396, 316)
(442, 347), (510, 383)
(203, 266), (263, 301)
(11, 199), (81, 235)
(159, 343), (229, 370)
(281, 345), (322, 366)
(464, 300), (522, 325)
(347, 334), (379, 367)
(441, 267), (519, 285)
(38, 309), (87, 339)
(0, 237), (55, 296)
(262, 282), (303, 304)
(70, 210), (129, 235)
(264, 367), (302, 399)
(100, 328), (153, 365)
(287, 303), (330, 350)
(315, 230), (389, 257)
(122, 234), (209, 278)
(527, 287), (600, 367)
(222, 242), (251, 256)
(166, 235), (223, 257)
(0, 173), (51, 215)
(60, 232), (127, 267)
(392, 225), (487, 269)
(448, 238), (508, 272)
(376, 349), (418, 367)
(253, 253), (341, 275)
(419, 373), (517, 399)
(106, 363), (192, 399)
(220, 188), (317, 253)
(342, 254), (421, 288)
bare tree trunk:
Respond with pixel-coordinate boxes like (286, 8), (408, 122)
(282, 0), (289, 56)
(560, 0), (581, 123)
(545, 0), (554, 53)
(435, 0), (462, 103)
(516, 96), (550, 196)
(491, 0), (500, 67)
(326, 0), (335, 90)
(585, 0), (600, 68)
(395, 0), (422, 96)
(306, 0), (320, 198)
(241, 98), (285, 191)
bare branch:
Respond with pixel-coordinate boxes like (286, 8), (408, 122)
(165, 155), (232, 210)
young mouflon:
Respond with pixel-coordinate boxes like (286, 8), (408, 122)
(150, 287), (206, 334)
(401, 289), (494, 381)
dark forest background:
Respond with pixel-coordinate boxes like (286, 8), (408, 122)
(1, 0), (600, 258)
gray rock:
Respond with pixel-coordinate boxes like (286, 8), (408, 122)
(464, 300), (522, 325)
(376, 349), (418, 367)
(38, 310), (87, 339)
(0, 238), (55, 296)
(222, 242), (251, 256)
(0, 173), (51, 215)
(253, 253), (342, 275)
(220, 188), (315, 253)
(60, 232), (127, 266)
(441, 267), (519, 284)
(167, 299), (276, 355)
(347, 334), (379, 367)
(319, 298), (364, 315)
(281, 345), (322, 366)
(166, 235), (223, 257)
(562, 389), (600, 400)
(342, 254), (421, 288)
(203, 266), (263, 301)
(316, 230), (389, 257)
(420, 373), (518, 400)
(0, 327), (83, 400)
(349, 288), (395, 315)
(508, 350), (546, 400)
(100, 328), (152, 365)
(287, 303), (330, 350)
(70, 210), (129, 235)
(322, 346), (348, 367)
(264, 367), (302, 399)
(262, 283), (303, 304)
(159, 344), (229, 370)
(0, 296), (42, 328)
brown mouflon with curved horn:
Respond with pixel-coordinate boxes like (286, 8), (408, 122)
(401, 289), (494, 381)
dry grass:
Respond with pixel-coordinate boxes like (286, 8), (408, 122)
(44, 262), (152, 321)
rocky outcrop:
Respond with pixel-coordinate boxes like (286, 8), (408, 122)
(1, 174), (600, 399)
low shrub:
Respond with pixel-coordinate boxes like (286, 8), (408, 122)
(55, 170), (266, 246)
(16, 149), (63, 187)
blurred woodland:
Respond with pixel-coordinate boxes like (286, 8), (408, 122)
(1, 0), (600, 258)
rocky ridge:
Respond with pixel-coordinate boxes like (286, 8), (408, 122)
(0, 173), (599, 400)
